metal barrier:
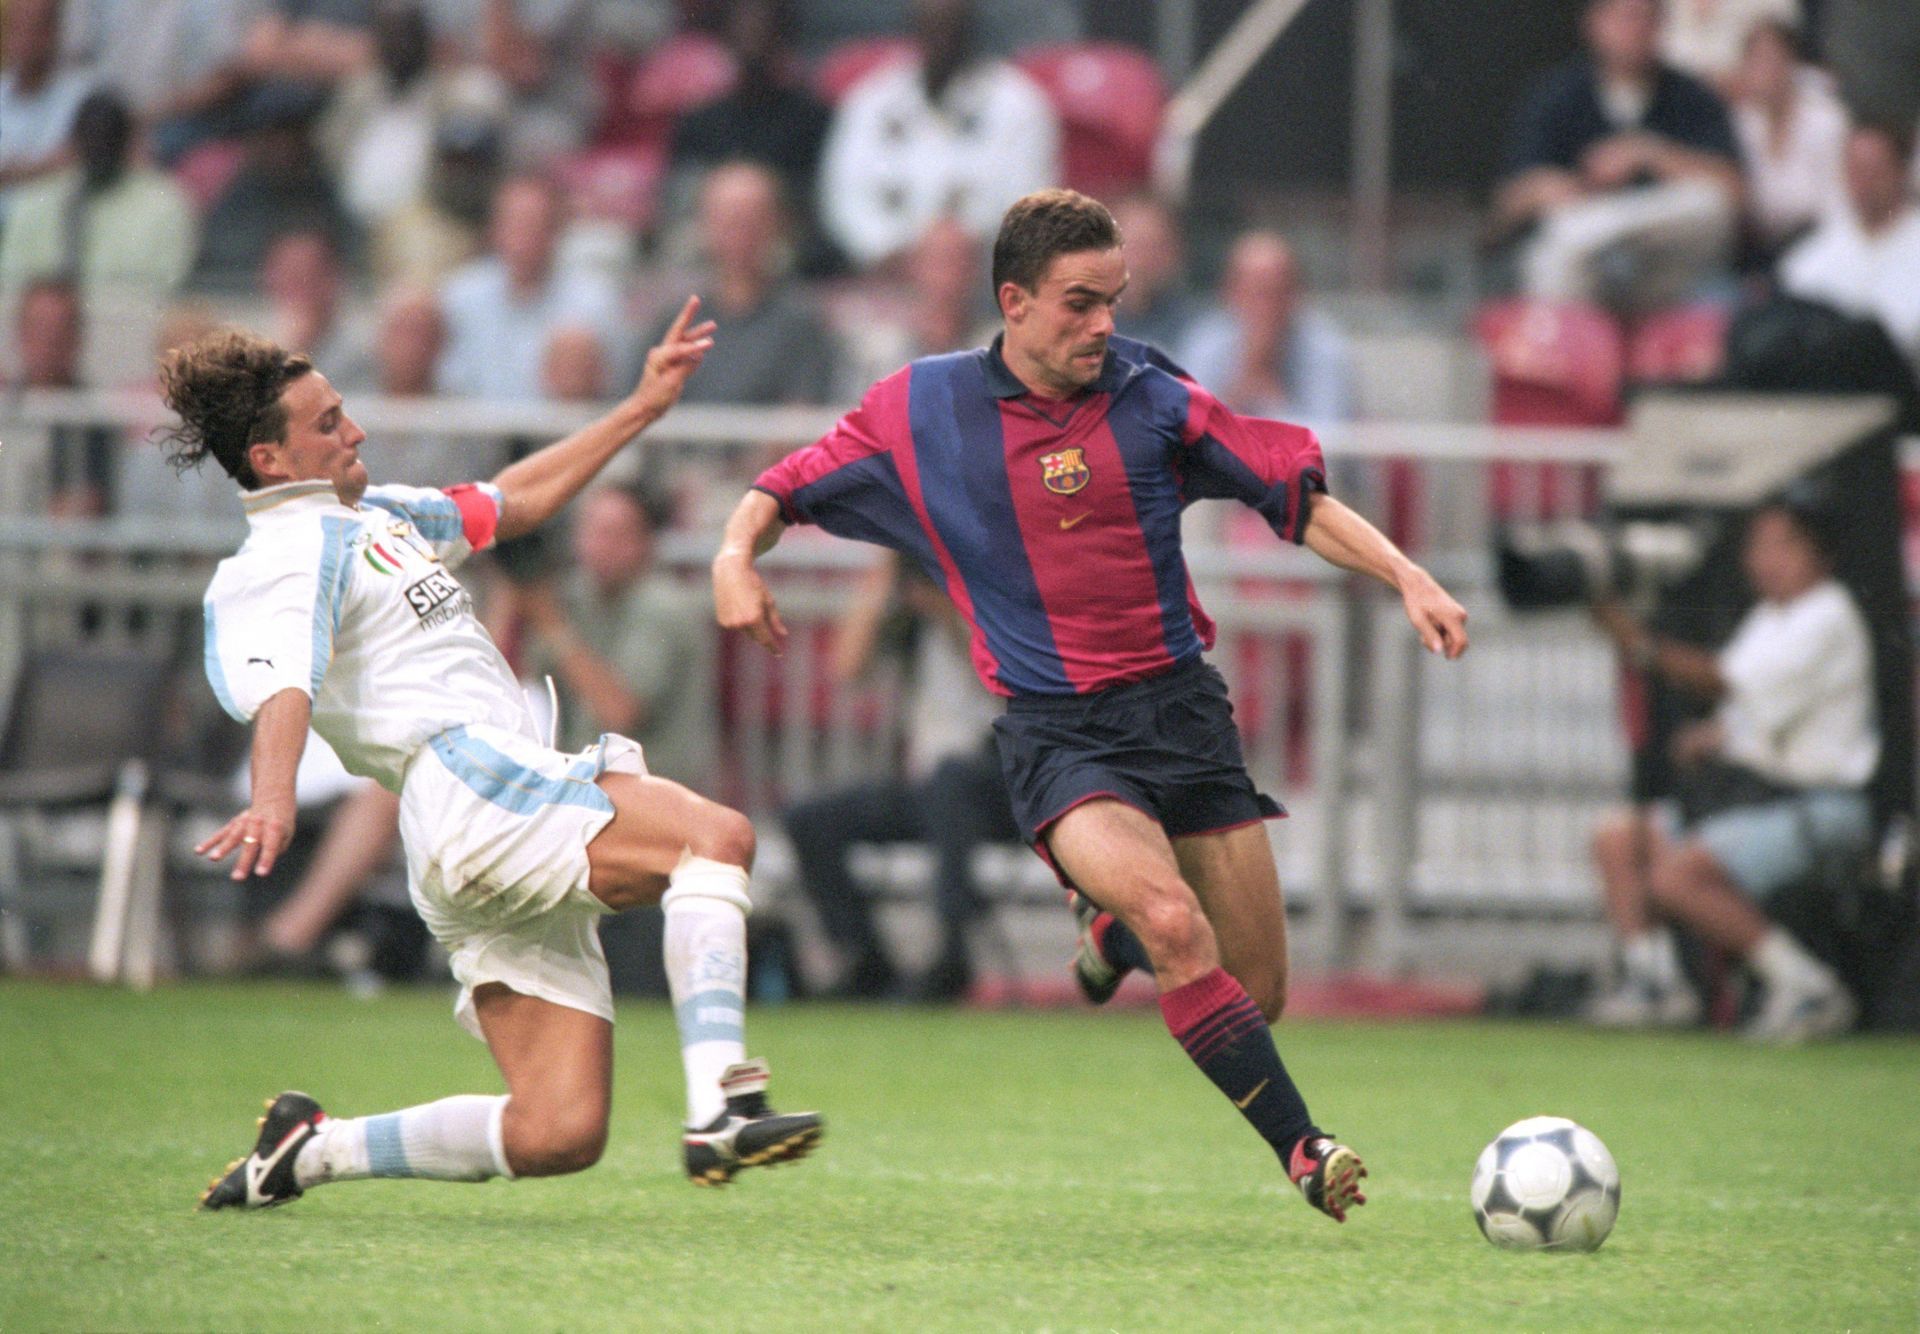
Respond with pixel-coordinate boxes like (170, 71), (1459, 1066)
(1, 390), (1642, 976)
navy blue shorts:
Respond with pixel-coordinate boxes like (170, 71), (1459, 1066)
(992, 658), (1283, 881)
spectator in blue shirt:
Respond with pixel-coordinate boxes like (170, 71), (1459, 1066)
(1178, 230), (1353, 427)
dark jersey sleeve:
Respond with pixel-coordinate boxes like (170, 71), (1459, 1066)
(1172, 376), (1328, 544)
(751, 367), (926, 553)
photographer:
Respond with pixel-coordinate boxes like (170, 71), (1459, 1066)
(1587, 500), (1878, 1041)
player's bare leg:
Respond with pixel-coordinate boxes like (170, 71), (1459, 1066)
(1046, 800), (1361, 1221)
(1646, 841), (1853, 1041)
(199, 773), (819, 1210)
(199, 985), (552, 1209)
(587, 772), (822, 1182)
(1173, 824), (1290, 1021)
(474, 983), (613, 1175)
(1046, 800), (1218, 988)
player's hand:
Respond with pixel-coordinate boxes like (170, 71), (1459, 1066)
(713, 556), (789, 656)
(1401, 567), (1469, 660)
(195, 799), (296, 881)
(631, 295), (717, 422)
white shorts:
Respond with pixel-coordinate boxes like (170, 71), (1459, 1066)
(399, 723), (647, 1040)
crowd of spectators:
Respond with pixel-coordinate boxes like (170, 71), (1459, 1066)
(8, 0), (1912, 494)
(2, 0), (1915, 1014)
(0, 0), (1119, 518)
(1490, 0), (1920, 410)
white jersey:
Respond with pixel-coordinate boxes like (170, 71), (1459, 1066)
(203, 478), (536, 790)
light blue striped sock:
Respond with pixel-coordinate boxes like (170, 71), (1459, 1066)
(663, 858), (752, 1128)
(295, 1095), (511, 1186)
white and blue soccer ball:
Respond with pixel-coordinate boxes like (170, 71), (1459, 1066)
(1471, 1116), (1620, 1252)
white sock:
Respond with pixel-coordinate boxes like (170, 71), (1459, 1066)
(1749, 928), (1834, 992)
(663, 853), (751, 1129)
(1622, 930), (1681, 990)
(293, 1094), (512, 1188)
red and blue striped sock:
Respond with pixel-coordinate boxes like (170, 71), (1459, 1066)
(1158, 967), (1316, 1161)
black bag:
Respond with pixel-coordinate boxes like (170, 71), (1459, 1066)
(1718, 294), (1920, 433)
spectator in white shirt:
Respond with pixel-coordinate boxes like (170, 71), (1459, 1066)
(1730, 19), (1849, 257)
(1660, 0), (1801, 94)
(817, 0), (1060, 269)
(1587, 502), (1879, 1042)
(1779, 121), (1920, 370)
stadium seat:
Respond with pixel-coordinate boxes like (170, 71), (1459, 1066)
(622, 30), (738, 144)
(0, 649), (172, 976)
(0, 649), (173, 807)
(1014, 42), (1167, 197)
(1473, 298), (1624, 519)
(810, 36), (915, 105)
(1627, 303), (1730, 386)
(1474, 298), (1626, 428)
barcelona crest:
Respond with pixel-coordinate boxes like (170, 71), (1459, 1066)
(1040, 447), (1090, 496)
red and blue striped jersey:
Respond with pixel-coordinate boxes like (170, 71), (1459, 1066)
(753, 335), (1327, 697)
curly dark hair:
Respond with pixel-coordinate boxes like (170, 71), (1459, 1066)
(991, 188), (1121, 295)
(157, 329), (312, 490)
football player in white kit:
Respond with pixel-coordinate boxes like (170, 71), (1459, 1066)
(174, 299), (822, 1209)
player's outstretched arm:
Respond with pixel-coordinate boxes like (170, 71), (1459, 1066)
(490, 296), (716, 542)
(712, 489), (790, 655)
(1304, 494), (1469, 659)
(195, 687), (311, 880)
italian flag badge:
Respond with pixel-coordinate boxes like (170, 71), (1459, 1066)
(364, 540), (404, 575)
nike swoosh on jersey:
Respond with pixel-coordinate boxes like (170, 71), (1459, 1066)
(1233, 1077), (1270, 1110)
(1059, 512), (1090, 530)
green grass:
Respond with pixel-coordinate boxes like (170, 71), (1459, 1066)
(2, 980), (1916, 1332)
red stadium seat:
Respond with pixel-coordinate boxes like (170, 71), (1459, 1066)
(1015, 42), (1167, 197)
(811, 36), (916, 105)
(1473, 298), (1625, 519)
(1474, 298), (1626, 427)
(1626, 303), (1729, 385)
(624, 30), (737, 141)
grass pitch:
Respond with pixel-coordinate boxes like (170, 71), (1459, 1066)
(2, 978), (1916, 1332)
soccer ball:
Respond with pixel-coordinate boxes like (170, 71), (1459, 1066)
(1470, 1116), (1620, 1252)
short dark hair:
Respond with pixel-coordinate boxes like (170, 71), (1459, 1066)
(991, 188), (1121, 294)
(157, 329), (312, 489)
(1758, 485), (1838, 563)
